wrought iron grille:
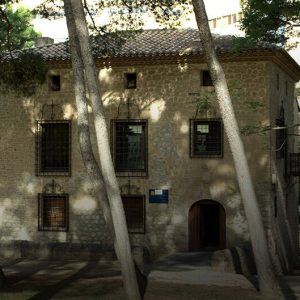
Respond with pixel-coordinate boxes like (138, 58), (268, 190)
(289, 153), (300, 176)
(111, 120), (147, 177)
(36, 120), (71, 176)
(190, 119), (223, 157)
(38, 193), (68, 231)
(122, 195), (145, 234)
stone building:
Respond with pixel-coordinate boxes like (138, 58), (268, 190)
(0, 29), (299, 272)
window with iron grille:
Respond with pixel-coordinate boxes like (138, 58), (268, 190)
(275, 118), (286, 159)
(289, 153), (300, 176)
(36, 120), (71, 176)
(190, 119), (223, 157)
(122, 195), (145, 233)
(111, 120), (147, 176)
(38, 194), (68, 231)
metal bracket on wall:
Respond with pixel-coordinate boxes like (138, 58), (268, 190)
(40, 100), (64, 120)
(42, 179), (64, 194)
(121, 179), (141, 195)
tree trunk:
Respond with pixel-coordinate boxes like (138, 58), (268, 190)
(64, 1), (141, 299)
(63, 0), (114, 237)
(191, 0), (283, 298)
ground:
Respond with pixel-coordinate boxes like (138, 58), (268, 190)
(0, 257), (299, 300)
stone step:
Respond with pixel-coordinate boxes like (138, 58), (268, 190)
(0, 241), (116, 261)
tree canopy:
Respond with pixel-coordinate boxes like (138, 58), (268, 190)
(240, 0), (300, 48)
(0, 5), (41, 52)
(0, 3), (47, 96)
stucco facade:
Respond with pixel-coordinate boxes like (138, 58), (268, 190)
(0, 30), (299, 272)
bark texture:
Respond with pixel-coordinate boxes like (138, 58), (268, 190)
(64, 1), (141, 299)
(63, 0), (114, 237)
(191, 0), (283, 298)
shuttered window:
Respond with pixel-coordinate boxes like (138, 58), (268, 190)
(190, 119), (223, 157)
(122, 195), (145, 234)
(36, 120), (71, 176)
(38, 194), (68, 231)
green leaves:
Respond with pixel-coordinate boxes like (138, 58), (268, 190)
(240, 0), (300, 49)
(0, 52), (48, 96)
(0, 5), (41, 52)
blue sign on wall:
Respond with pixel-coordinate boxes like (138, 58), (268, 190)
(149, 189), (168, 203)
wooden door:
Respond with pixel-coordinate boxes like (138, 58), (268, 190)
(189, 200), (226, 251)
(189, 202), (202, 251)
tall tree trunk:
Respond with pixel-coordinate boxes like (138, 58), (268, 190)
(191, 0), (283, 298)
(63, 0), (114, 237)
(64, 1), (141, 299)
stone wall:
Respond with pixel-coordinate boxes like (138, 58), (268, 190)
(0, 58), (297, 261)
(267, 61), (299, 272)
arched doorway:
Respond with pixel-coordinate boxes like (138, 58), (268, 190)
(189, 200), (226, 251)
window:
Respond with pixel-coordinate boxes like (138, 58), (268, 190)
(275, 118), (286, 159)
(49, 75), (60, 91)
(190, 119), (223, 157)
(112, 120), (147, 176)
(36, 120), (71, 176)
(38, 194), (68, 231)
(125, 73), (137, 89)
(122, 195), (145, 233)
(276, 73), (279, 90)
(201, 70), (213, 86)
(289, 153), (300, 176)
(232, 14), (237, 23)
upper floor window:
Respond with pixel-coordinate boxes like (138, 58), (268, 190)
(49, 75), (61, 91)
(111, 120), (147, 176)
(201, 70), (213, 86)
(125, 73), (137, 89)
(190, 119), (223, 157)
(36, 120), (71, 176)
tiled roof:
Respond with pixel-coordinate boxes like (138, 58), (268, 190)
(1, 29), (277, 62)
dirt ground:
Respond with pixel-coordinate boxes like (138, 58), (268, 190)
(0, 259), (298, 300)
(0, 279), (266, 300)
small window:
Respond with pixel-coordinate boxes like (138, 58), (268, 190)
(201, 70), (213, 86)
(274, 195), (277, 218)
(38, 194), (68, 231)
(289, 153), (300, 176)
(276, 73), (279, 90)
(213, 19), (217, 28)
(36, 120), (71, 176)
(190, 119), (223, 157)
(275, 118), (286, 159)
(232, 14), (237, 23)
(125, 73), (137, 89)
(122, 195), (145, 234)
(49, 75), (61, 91)
(285, 80), (288, 96)
(111, 120), (147, 176)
